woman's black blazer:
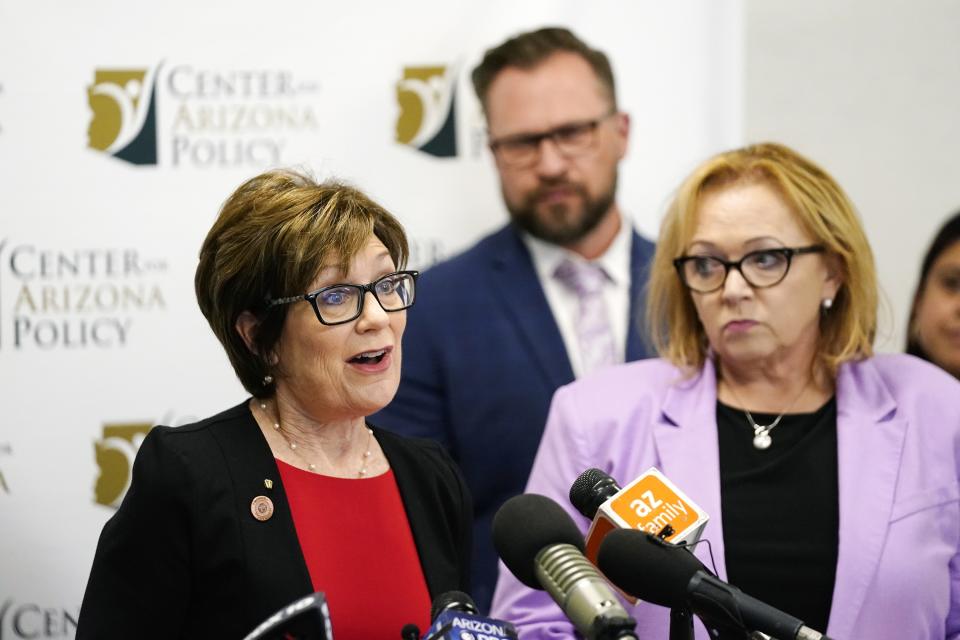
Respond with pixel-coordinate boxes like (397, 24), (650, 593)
(76, 401), (472, 639)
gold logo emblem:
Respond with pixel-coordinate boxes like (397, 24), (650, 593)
(395, 65), (458, 157)
(93, 422), (152, 507)
(86, 66), (159, 164)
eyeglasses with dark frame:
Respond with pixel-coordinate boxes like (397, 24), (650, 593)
(673, 246), (825, 293)
(488, 110), (618, 168)
(265, 270), (419, 326)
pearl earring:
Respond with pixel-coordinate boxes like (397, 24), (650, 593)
(263, 374), (274, 386)
(821, 298), (833, 310)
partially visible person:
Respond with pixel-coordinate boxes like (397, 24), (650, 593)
(77, 171), (471, 639)
(373, 26), (654, 609)
(907, 210), (960, 379)
(492, 143), (960, 639)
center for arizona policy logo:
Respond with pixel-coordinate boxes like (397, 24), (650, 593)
(86, 62), (321, 168)
(395, 65), (459, 158)
(93, 410), (197, 508)
(93, 422), (152, 508)
(0, 240), (169, 350)
(86, 67), (160, 165)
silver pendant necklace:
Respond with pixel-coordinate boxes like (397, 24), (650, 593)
(744, 409), (783, 450)
(726, 379), (810, 451)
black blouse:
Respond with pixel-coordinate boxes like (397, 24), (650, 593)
(717, 397), (839, 634)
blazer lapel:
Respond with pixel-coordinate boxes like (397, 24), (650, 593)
(489, 227), (574, 390)
(209, 403), (315, 619)
(827, 360), (905, 639)
(655, 360), (729, 579)
(376, 428), (454, 599)
(625, 231), (654, 361)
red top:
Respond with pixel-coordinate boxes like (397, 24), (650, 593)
(277, 460), (432, 639)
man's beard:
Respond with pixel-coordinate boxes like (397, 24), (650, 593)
(506, 173), (618, 246)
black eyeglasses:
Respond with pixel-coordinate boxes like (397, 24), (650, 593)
(673, 246), (825, 293)
(266, 270), (419, 326)
(488, 110), (617, 168)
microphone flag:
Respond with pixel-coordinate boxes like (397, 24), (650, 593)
(583, 467), (708, 564)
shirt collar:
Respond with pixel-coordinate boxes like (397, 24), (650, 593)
(521, 213), (633, 285)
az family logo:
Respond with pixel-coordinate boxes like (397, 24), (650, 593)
(86, 66), (160, 165)
(395, 65), (458, 158)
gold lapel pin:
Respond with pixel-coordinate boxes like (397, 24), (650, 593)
(251, 495), (274, 522)
(264, 478), (274, 490)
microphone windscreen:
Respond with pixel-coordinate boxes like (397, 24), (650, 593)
(596, 528), (706, 607)
(430, 590), (478, 620)
(569, 468), (620, 519)
(492, 494), (585, 589)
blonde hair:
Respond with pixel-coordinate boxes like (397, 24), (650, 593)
(646, 142), (877, 377)
(195, 169), (408, 396)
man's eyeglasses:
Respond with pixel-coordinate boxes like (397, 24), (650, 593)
(488, 110), (617, 168)
(266, 271), (419, 326)
(673, 246), (825, 293)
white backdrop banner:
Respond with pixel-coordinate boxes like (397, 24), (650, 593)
(0, 1), (742, 636)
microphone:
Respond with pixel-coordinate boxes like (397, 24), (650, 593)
(597, 529), (834, 640)
(492, 493), (638, 640)
(430, 590), (479, 619)
(400, 623), (421, 640)
(422, 590), (517, 640)
(242, 592), (332, 640)
(569, 467), (708, 564)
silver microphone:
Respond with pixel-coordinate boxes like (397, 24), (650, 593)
(493, 493), (638, 640)
(535, 542), (633, 638)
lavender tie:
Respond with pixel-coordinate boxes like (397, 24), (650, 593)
(553, 258), (617, 375)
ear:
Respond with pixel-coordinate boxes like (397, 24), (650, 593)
(613, 111), (630, 160)
(821, 252), (843, 302)
(235, 311), (261, 354)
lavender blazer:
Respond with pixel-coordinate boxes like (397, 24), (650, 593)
(491, 354), (960, 639)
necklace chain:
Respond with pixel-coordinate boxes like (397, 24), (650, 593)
(725, 379), (810, 450)
(258, 401), (373, 477)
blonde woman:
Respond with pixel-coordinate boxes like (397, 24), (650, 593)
(493, 143), (960, 639)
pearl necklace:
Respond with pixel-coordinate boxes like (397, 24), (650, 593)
(258, 401), (373, 477)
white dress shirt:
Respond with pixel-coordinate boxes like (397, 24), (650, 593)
(521, 217), (633, 378)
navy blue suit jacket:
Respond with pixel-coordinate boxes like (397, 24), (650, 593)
(373, 223), (655, 608)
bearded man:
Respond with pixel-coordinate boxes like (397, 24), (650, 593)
(373, 26), (655, 609)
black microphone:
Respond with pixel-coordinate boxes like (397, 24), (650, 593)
(422, 590), (517, 640)
(571, 470), (695, 640)
(430, 590), (478, 619)
(596, 529), (834, 640)
(569, 467), (621, 519)
(242, 592), (332, 640)
(492, 493), (638, 640)
(569, 467), (710, 564)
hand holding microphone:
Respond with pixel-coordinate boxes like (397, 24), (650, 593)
(492, 493), (638, 640)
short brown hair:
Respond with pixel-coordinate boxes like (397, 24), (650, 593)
(471, 27), (617, 111)
(646, 142), (877, 377)
(195, 170), (408, 397)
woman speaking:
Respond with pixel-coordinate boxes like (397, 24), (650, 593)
(77, 170), (471, 639)
(492, 143), (960, 639)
